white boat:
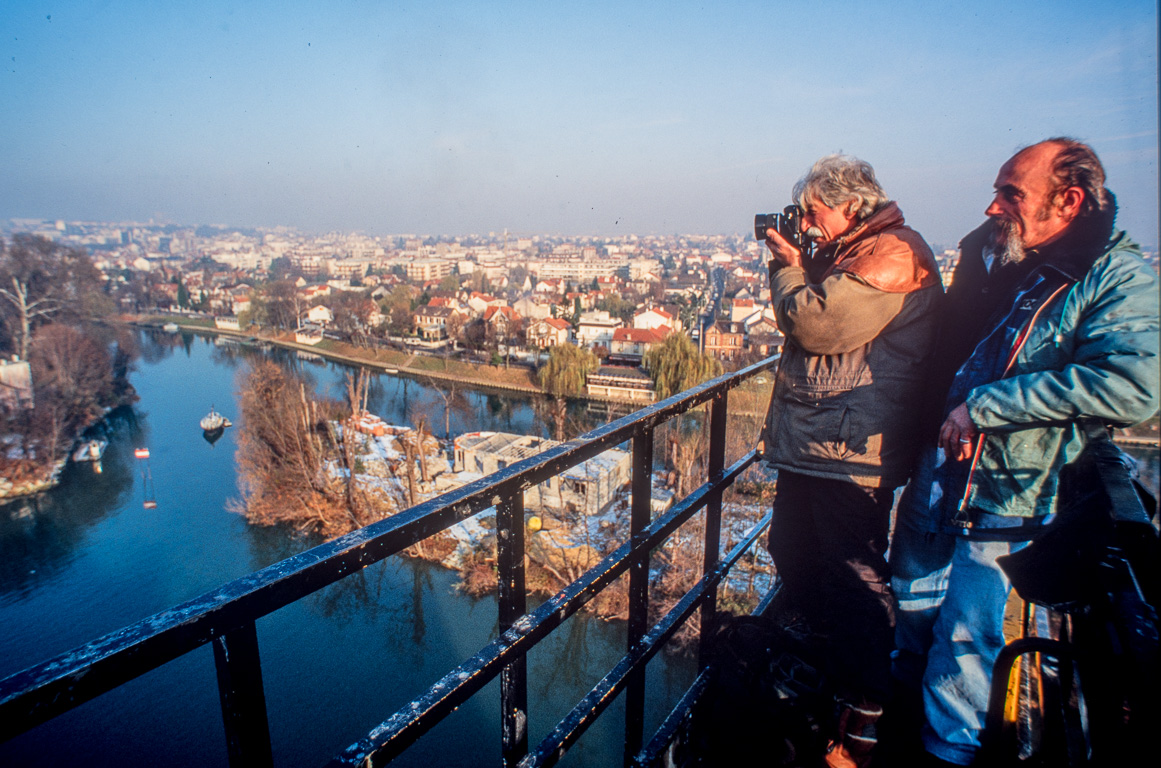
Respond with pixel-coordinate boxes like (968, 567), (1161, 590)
(73, 439), (108, 462)
(200, 406), (232, 432)
(162, 323), (180, 333)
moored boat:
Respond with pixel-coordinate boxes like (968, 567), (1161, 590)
(200, 406), (232, 432)
(72, 439), (107, 462)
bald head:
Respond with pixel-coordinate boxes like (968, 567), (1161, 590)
(986, 138), (1104, 252)
(1028, 137), (1108, 216)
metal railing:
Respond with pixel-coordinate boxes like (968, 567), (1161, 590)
(0, 356), (780, 767)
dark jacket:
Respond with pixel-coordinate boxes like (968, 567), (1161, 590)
(760, 202), (943, 487)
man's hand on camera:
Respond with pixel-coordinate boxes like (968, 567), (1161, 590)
(765, 228), (803, 269)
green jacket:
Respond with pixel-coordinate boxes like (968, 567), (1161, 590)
(940, 212), (1159, 520)
(760, 202), (943, 487)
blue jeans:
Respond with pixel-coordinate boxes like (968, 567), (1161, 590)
(891, 494), (1028, 766)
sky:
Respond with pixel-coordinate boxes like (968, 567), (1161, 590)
(1, 0), (1157, 249)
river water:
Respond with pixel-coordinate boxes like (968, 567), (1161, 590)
(0, 330), (695, 767)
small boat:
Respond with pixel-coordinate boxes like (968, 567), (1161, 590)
(73, 439), (108, 462)
(134, 447), (150, 460)
(162, 322), (180, 333)
(200, 406), (232, 432)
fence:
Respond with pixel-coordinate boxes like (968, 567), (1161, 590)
(0, 356), (781, 767)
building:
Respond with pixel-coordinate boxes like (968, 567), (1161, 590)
(702, 321), (744, 361)
(483, 305), (522, 336)
(306, 305), (334, 326)
(405, 258), (454, 282)
(632, 306), (680, 334)
(527, 317), (573, 348)
(575, 310), (622, 349)
(585, 365), (655, 403)
(609, 327), (668, 360)
(453, 431), (630, 515)
(0, 358), (34, 410)
(413, 305), (462, 340)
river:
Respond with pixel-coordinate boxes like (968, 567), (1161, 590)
(0, 329), (695, 767)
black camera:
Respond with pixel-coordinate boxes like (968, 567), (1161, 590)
(755, 205), (811, 256)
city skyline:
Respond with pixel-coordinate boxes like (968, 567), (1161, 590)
(2, 1), (1157, 248)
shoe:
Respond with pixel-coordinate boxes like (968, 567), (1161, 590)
(824, 700), (882, 768)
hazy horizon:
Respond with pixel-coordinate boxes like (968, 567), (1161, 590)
(3, 1), (1157, 248)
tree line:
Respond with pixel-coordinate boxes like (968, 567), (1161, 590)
(0, 235), (137, 482)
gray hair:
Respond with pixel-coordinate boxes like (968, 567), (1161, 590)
(1037, 137), (1109, 216)
(793, 154), (889, 221)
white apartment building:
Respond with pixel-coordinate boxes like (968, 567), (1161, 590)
(575, 310), (622, 349)
(405, 258), (454, 282)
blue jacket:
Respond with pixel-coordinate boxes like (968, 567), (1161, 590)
(913, 200), (1158, 530)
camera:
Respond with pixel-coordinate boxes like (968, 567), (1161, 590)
(755, 205), (812, 256)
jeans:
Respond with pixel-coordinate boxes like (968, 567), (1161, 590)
(891, 499), (1028, 766)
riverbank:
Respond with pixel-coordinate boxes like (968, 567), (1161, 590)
(0, 456), (68, 501)
(130, 315), (551, 397)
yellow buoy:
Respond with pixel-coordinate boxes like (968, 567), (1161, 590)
(527, 516), (542, 532)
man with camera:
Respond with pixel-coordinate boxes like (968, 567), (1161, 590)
(759, 154), (942, 767)
(889, 139), (1159, 766)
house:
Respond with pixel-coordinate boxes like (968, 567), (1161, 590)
(468, 292), (506, 316)
(513, 295), (552, 321)
(306, 305), (333, 326)
(0, 358), (34, 410)
(453, 431), (630, 515)
(413, 305), (461, 341)
(609, 327), (669, 360)
(744, 312), (780, 338)
(527, 317), (573, 349)
(633, 306), (679, 334)
(728, 298), (758, 323)
(534, 278), (566, 295)
(302, 284), (332, 301)
(575, 310), (622, 349)
(483, 305), (522, 336)
(702, 321), (744, 361)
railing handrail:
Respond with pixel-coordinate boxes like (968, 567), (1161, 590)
(0, 355), (780, 761)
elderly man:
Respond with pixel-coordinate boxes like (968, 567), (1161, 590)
(890, 138), (1160, 765)
(761, 154), (942, 766)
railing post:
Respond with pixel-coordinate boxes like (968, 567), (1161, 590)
(497, 491), (528, 767)
(699, 391), (728, 666)
(624, 423), (654, 764)
(212, 622), (273, 768)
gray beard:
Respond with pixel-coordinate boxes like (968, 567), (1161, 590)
(805, 226), (825, 240)
(995, 220), (1026, 265)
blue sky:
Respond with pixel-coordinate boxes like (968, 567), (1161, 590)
(2, 1), (1157, 248)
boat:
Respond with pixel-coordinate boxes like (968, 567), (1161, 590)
(72, 439), (107, 463)
(200, 406), (232, 432)
(162, 322), (180, 333)
(201, 406), (232, 447)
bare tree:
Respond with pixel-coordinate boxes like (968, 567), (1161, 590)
(0, 235), (109, 359)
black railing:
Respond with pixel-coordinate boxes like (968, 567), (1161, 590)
(0, 356), (780, 767)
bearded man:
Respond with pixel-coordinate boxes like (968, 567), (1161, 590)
(761, 154), (942, 767)
(890, 138), (1159, 765)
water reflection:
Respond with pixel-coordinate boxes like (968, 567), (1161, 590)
(0, 408), (141, 597)
(0, 328), (702, 768)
